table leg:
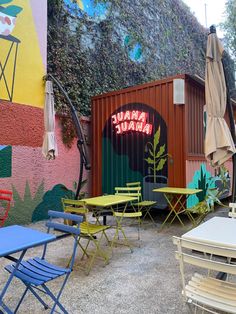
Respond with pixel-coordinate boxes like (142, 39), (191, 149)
(0, 249), (27, 313)
(160, 194), (187, 228)
(110, 202), (133, 253)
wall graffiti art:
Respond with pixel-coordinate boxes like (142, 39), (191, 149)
(0, 0), (46, 107)
(0, 145), (12, 177)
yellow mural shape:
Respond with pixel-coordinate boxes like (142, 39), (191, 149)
(0, 0), (45, 108)
(76, 0), (84, 9)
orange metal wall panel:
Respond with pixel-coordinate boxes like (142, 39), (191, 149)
(91, 75), (189, 196)
(186, 78), (205, 157)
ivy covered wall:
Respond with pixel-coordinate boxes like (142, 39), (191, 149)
(48, 0), (207, 117)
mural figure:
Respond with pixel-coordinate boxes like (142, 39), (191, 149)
(0, 0), (22, 101)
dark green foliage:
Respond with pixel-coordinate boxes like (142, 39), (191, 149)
(48, 0), (208, 145)
(221, 0), (236, 62)
(32, 184), (75, 222)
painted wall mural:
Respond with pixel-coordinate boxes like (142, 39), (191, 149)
(187, 163), (230, 208)
(0, 1), (90, 226)
(64, 0), (108, 21)
(0, 145), (12, 177)
(102, 103), (168, 208)
(0, 0), (46, 107)
(0, 116), (90, 226)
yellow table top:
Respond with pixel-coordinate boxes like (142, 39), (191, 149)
(153, 187), (202, 195)
(83, 195), (137, 207)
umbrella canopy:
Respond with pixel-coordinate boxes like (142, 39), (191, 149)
(205, 30), (236, 167)
(42, 80), (58, 160)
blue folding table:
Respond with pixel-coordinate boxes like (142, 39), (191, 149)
(0, 225), (56, 313)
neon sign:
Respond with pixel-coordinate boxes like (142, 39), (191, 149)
(112, 110), (153, 135)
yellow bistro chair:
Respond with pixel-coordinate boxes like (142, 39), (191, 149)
(112, 186), (142, 252)
(126, 182), (157, 225)
(62, 198), (111, 275)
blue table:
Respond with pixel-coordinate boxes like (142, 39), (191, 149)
(0, 225), (55, 313)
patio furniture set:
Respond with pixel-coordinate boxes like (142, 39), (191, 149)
(1, 184), (233, 313)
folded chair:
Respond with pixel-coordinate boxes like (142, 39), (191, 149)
(173, 236), (236, 314)
(112, 186), (142, 252)
(5, 210), (83, 314)
(62, 198), (111, 275)
(126, 182), (157, 225)
(0, 189), (12, 227)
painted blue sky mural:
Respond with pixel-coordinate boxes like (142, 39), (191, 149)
(64, 0), (108, 21)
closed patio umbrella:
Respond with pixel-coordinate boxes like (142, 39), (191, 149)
(205, 27), (236, 167)
(42, 80), (58, 160)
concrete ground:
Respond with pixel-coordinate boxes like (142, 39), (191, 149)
(0, 205), (229, 314)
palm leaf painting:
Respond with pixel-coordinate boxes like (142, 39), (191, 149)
(144, 126), (169, 183)
(0, 0), (22, 17)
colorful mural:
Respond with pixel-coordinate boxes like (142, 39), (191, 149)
(64, 0), (108, 21)
(0, 1), (87, 226)
(187, 163), (230, 209)
(0, 145), (12, 177)
(124, 35), (143, 62)
(0, 0), (46, 107)
(0, 115), (90, 226)
(102, 103), (168, 208)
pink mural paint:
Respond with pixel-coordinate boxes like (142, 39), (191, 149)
(0, 117), (91, 199)
(30, 0), (47, 69)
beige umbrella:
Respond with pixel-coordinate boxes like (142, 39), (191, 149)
(205, 30), (236, 167)
(42, 80), (58, 160)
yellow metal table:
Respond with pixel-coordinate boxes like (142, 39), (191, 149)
(83, 195), (138, 251)
(153, 187), (202, 228)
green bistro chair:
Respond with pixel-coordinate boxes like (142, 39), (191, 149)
(112, 186), (142, 252)
(62, 198), (111, 275)
(126, 182), (157, 226)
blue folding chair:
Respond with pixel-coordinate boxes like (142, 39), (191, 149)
(5, 210), (83, 313)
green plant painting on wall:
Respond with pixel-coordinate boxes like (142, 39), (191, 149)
(5, 181), (44, 226)
(32, 184), (76, 222)
(144, 126), (169, 183)
(187, 164), (230, 210)
(195, 165), (210, 203)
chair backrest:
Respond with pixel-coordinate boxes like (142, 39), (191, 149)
(62, 198), (87, 216)
(115, 186), (142, 202)
(45, 210), (83, 269)
(126, 182), (141, 187)
(0, 189), (12, 227)
(229, 203), (236, 218)
(173, 236), (236, 296)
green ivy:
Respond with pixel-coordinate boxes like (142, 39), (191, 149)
(48, 0), (208, 145)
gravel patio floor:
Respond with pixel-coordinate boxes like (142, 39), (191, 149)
(0, 205), (229, 314)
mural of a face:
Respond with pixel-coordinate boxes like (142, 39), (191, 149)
(0, 0), (46, 107)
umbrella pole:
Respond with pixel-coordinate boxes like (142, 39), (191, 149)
(44, 74), (91, 199)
